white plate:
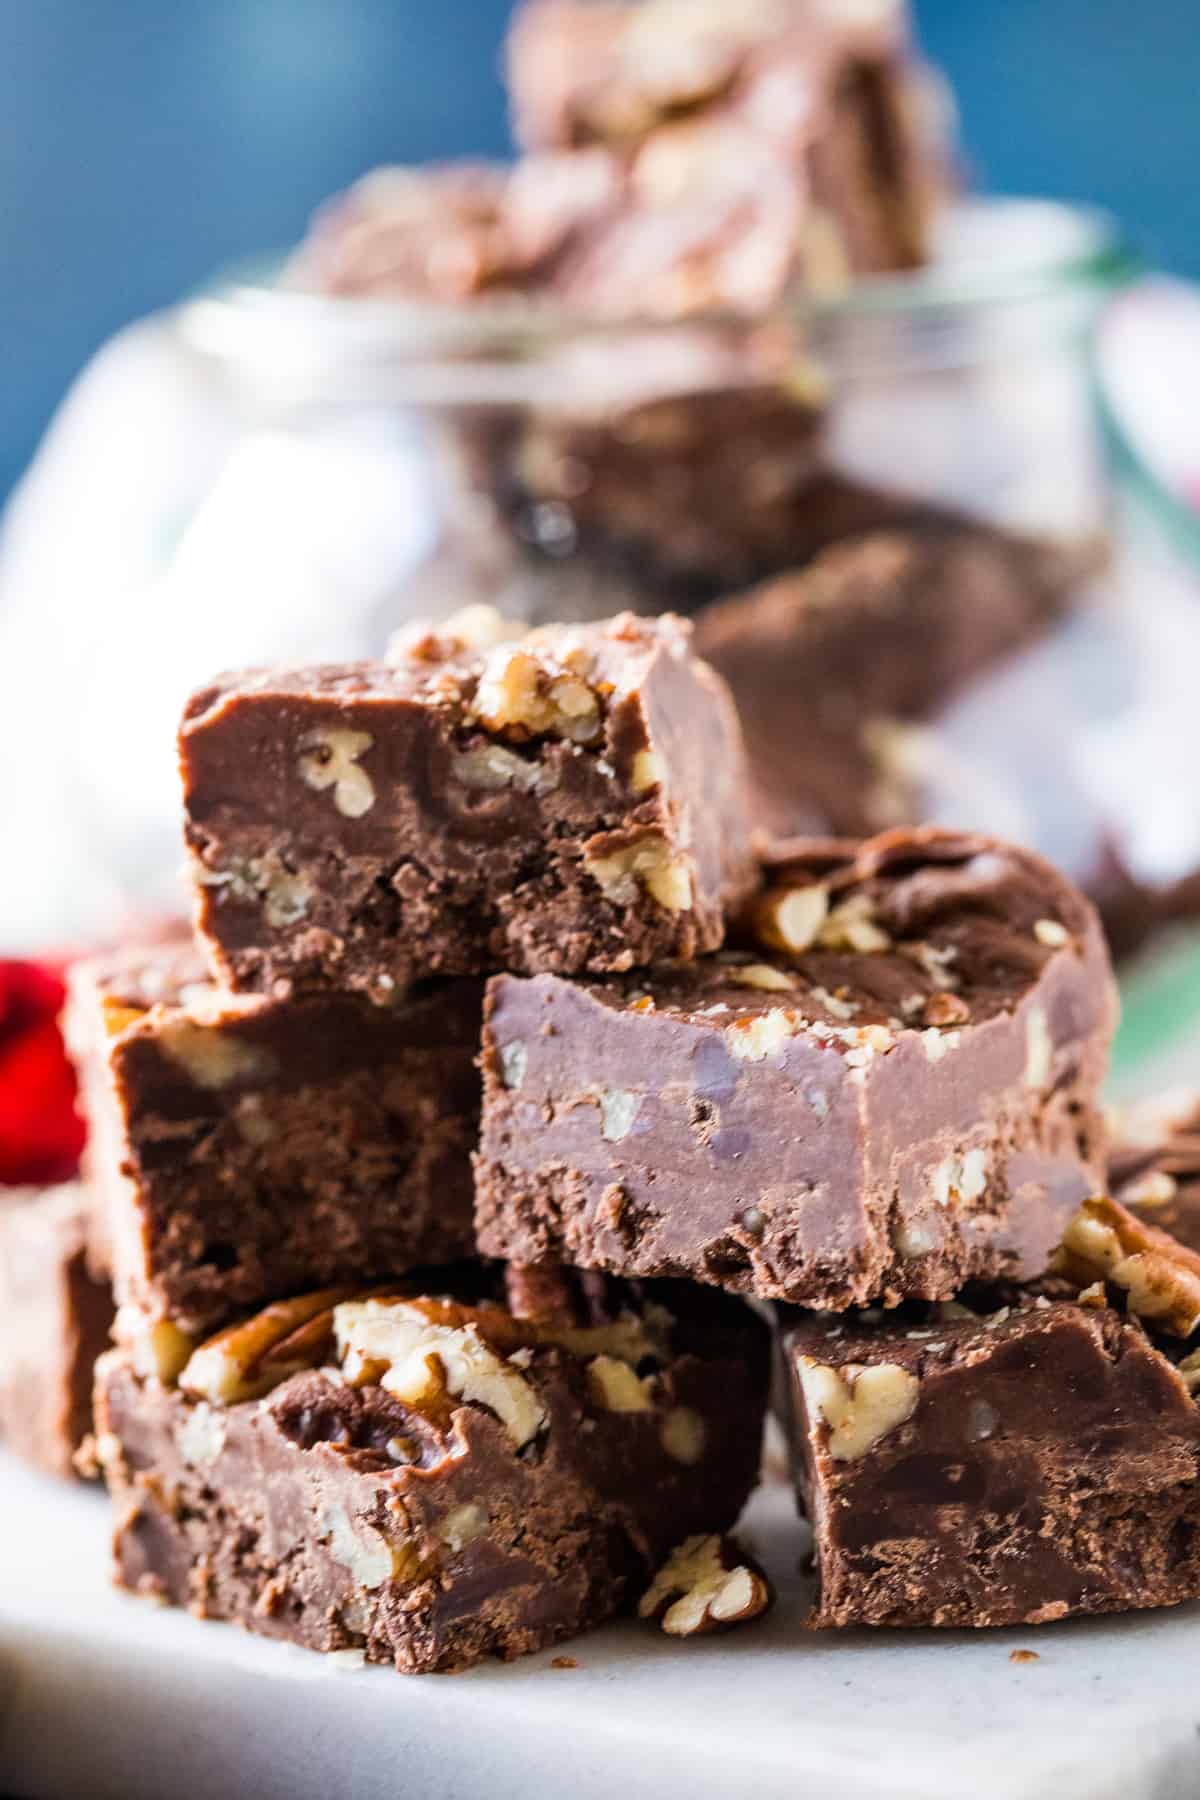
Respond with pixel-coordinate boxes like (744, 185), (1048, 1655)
(2, 1448), (1198, 1800)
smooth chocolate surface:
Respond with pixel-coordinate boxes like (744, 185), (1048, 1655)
(0, 1183), (114, 1478)
(97, 1273), (768, 1673)
(181, 612), (756, 995)
(475, 828), (1116, 1307)
(781, 1283), (1200, 1629)
(66, 940), (482, 1334)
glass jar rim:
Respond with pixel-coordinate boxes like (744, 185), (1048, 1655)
(180, 196), (1137, 371)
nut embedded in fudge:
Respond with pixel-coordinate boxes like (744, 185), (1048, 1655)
(180, 611), (757, 995)
(475, 827), (1117, 1308)
(0, 1183), (114, 1478)
(66, 938), (482, 1335)
(779, 1237), (1200, 1630)
(96, 1271), (769, 1673)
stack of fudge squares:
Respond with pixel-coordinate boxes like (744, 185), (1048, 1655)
(32, 602), (1198, 1672)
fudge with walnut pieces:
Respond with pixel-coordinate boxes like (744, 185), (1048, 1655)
(297, 0), (945, 318)
(0, 1183), (114, 1478)
(506, 0), (946, 284)
(293, 154), (619, 306)
(95, 1268), (768, 1673)
(781, 1190), (1200, 1629)
(475, 828), (1116, 1308)
(66, 939), (481, 1335)
(181, 611), (755, 996)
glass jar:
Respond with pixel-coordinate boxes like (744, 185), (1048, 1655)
(181, 197), (1128, 628)
(10, 194), (1200, 996)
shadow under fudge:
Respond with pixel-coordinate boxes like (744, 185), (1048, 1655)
(66, 938), (482, 1336)
(96, 1269), (769, 1673)
(476, 827), (1117, 1309)
(179, 613), (756, 997)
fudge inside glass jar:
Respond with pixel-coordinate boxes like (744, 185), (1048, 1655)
(179, 0), (1179, 950)
(269, 200), (1169, 946)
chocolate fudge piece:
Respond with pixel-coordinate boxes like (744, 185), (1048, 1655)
(475, 828), (1116, 1307)
(430, 370), (969, 621)
(506, 0), (945, 278)
(291, 152), (622, 305)
(291, 132), (801, 320)
(96, 1272), (769, 1672)
(489, 403), (946, 612)
(65, 940), (481, 1334)
(294, 0), (946, 317)
(0, 1183), (114, 1477)
(541, 116), (817, 318)
(292, 135), (798, 318)
(295, 161), (515, 302)
(780, 1257), (1200, 1629)
(692, 524), (1096, 840)
(181, 612), (756, 995)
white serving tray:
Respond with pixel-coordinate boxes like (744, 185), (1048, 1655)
(2, 1447), (1198, 1800)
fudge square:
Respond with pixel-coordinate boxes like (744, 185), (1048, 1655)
(475, 827), (1117, 1308)
(0, 1183), (114, 1478)
(781, 1193), (1200, 1629)
(96, 1268), (769, 1673)
(66, 939), (481, 1335)
(506, 0), (943, 276)
(180, 610), (756, 996)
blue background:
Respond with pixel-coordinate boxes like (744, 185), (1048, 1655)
(1, 0), (1196, 505)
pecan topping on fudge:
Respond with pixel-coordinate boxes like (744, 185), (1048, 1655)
(96, 1276), (768, 1673)
(476, 826), (1116, 1310)
(180, 611), (755, 995)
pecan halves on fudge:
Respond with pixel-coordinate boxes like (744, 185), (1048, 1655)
(65, 938), (482, 1334)
(780, 1279), (1200, 1631)
(180, 610), (756, 995)
(1051, 1193), (1200, 1340)
(96, 1277), (768, 1673)
(0, 1182), (114, 1478)
(475, 826), (1117, 1309)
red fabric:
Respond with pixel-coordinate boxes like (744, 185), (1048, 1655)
(0, 959), (86, 1185)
